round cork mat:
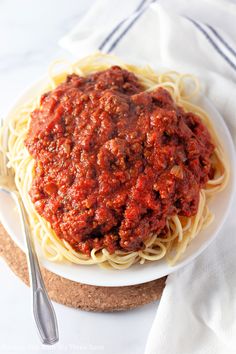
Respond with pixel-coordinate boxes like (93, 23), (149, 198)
(0, 223), (166, 312)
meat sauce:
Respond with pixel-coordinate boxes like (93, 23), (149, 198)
(25, 66), (214, 255)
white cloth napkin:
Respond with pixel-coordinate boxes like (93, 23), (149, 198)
(59, 1), (236, 353)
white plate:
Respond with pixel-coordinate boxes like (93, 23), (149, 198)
(0, 73), (235, 287)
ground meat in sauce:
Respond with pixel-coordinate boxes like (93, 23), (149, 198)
(25, 66), (215, 255)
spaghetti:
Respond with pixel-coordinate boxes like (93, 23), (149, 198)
(2, 52), (228, 269)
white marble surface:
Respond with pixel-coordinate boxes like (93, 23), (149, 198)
(0, 1), (158, 353)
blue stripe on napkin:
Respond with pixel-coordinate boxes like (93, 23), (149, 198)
(99, 0), (147, 51)
(188, 18), (236, 71)
(206, 24), (236, 58)
(108, 0), (157, 53)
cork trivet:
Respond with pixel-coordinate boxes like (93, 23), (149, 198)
(0, 223), (166, 312)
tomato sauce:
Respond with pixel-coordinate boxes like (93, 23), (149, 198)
(25, 66), (214, 254)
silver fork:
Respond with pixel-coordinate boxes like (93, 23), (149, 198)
(0, 119), (59, 345)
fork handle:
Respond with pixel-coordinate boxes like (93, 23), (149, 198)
(15, 194), (59, 345)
